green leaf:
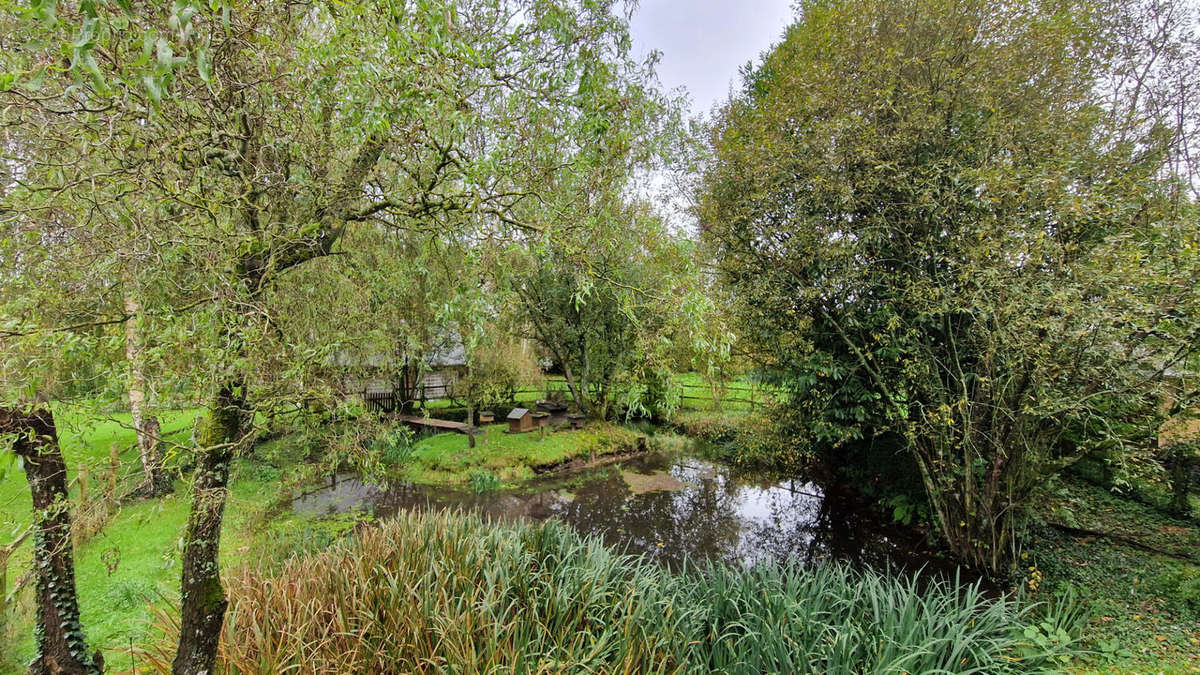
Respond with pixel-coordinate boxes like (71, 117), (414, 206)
(155, 38), (174, 72)
(196, 48), (211, 83)
(143, 74), (163, 105)
(24, 65), (47, 92)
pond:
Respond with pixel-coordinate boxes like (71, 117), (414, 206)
(291, 437), (952, 575)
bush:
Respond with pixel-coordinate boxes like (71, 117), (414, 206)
(455, 340), (544, 411)
(143, 511), (1082, 673)
(676, 407), (810, 472)
(1153, 566), (1200, 617)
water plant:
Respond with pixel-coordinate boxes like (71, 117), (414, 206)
(141, 510), (1083, 673)
(468, 470), (501, 493)
(371, 427), (415, 467)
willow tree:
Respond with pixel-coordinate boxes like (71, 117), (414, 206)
(4, 0), (668, 671)
(511, 205), (702, 420)
(701, 0), (1200, 575)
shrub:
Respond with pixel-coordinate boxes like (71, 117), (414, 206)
(370, 426), (415, 467)
(1153, 566), (1200, 617)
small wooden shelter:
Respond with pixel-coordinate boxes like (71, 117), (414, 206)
(507, 407), (534, 433)
(536, 400), (569, 427)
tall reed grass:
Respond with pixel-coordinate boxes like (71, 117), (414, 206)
(142, 511), (1080, 673)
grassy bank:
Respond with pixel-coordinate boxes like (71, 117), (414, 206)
(1030, 476), (1200, 672)
(398, 422), (640, 485)
(142, 509), (1080, 674)
(0, 406), (203, 531)
(0, 407), (332, 671)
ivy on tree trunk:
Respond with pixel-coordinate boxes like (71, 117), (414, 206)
(1, 406), (102, 675)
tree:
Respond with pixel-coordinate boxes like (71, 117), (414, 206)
(701, 0), (1200, 574)
(1, 406), (101, 675)
(4, 0), (669, 670)
(512, 205), (702, 420)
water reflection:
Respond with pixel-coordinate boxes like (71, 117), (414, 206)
(292, 449), (946, 575)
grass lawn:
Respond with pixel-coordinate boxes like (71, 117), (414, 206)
(0, 406), (203, 532)
(673, 372), (774, 412)
(399, 422), (641, 485)
(0, 406), (322, 671)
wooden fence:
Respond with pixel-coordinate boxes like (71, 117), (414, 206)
(361, 376), (773, 413)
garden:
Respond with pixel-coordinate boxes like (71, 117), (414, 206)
(2, 0), (1199, 673)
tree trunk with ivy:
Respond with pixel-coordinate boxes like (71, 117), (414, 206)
(171, 383), (246, 675)
(1, 406), (102, 675)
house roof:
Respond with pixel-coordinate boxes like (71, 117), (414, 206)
(507, 408), (530, 420)
(330, 331), (467, 369)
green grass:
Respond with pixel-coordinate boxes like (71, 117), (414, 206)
(0, 458), (288, 671)
(411, 372), (774, 417)
(0, 405), (316, 671)
(399, 422), (640, 485)
(672, 372), (775, 412)
(0, 406), (203, 532)
(142, 509), (1083, 674)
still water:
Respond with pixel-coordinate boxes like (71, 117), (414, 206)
(292, 438), (951, 575)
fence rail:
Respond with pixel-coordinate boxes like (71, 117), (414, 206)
(361, 376), (775, 411)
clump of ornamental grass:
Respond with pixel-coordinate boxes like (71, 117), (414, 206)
(141, 511), (1082, 673)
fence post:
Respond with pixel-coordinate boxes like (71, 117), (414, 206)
(109, 443), (121, 499)
(78, 465), (89, 507)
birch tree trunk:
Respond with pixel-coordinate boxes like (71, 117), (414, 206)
(123, 289), (171, 497)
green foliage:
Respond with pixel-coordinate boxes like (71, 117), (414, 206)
(403, 422), (639, 484)
(370, 427), (415, 468)
(510, 207), (711, 421)
(256, 511), (371, 570)
(145, 509), (1083, 673)
(229, 459), (280, 485)
(252, 432), (319, 469)
(1152, 567), (1200, 617)
(700, 0), (1200, 574)
(615, 367), (683, 422)
(454, 343), (539, 413)
(468, 470), (501, 493)
(1030, 475), (1200, 668)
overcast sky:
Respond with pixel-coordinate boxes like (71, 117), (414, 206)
(626, 1), (796, 228)
(629, 0), (796, 117)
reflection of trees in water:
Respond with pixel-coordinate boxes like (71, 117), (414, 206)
(553, 466), (744, 568)
(339, 457), (937, 575)
(551, 461), (836, 569)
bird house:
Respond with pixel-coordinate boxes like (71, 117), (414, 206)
(536, 400), (569, 427)
(507, 407), (533, 433)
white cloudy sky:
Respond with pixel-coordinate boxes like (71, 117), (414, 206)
(629, 0), (796, 116)
(626, 1), (796, 227)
